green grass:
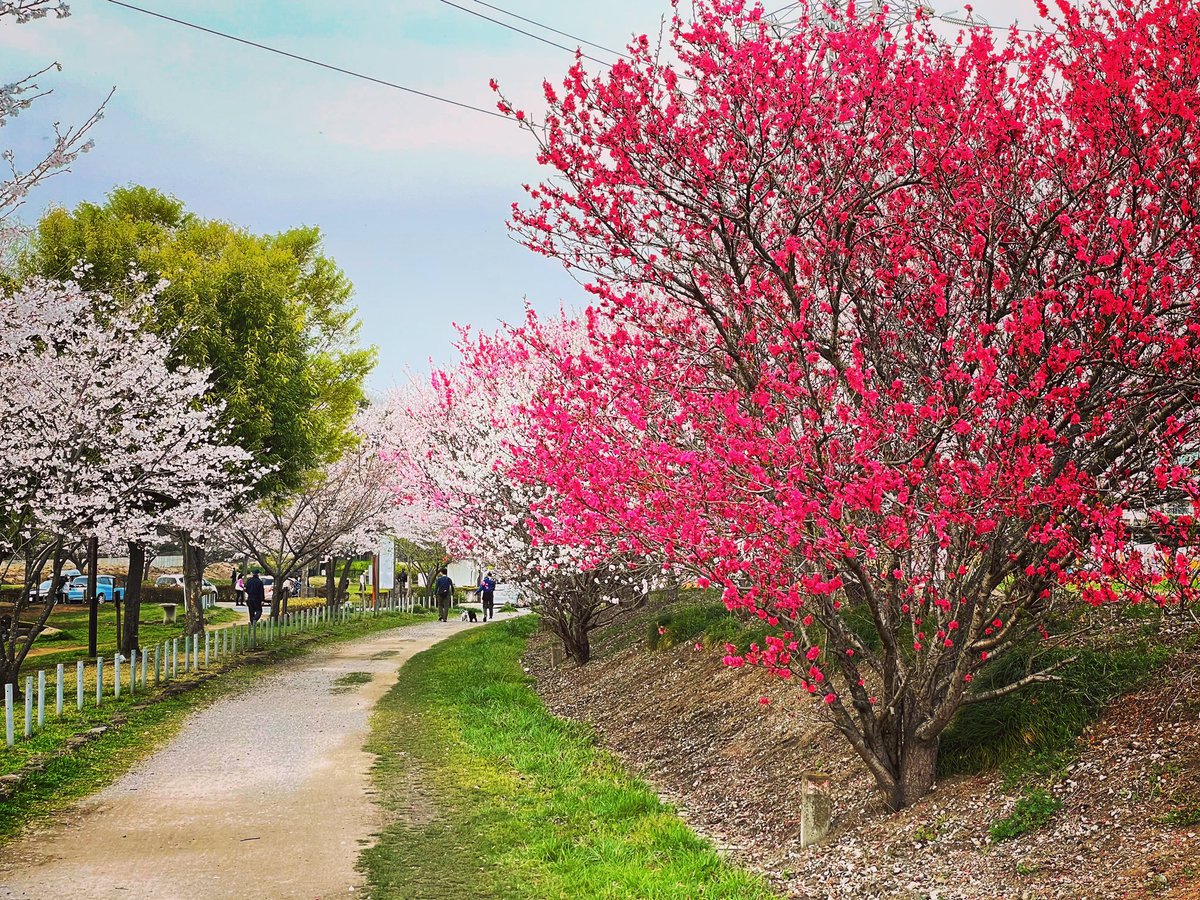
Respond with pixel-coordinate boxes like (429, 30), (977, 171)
(0, 607), (434, 842)
(939, 641), (1169, 781)
(331, 671), (373, 692)
(989, 788), (1063, 842)
(361, 617), (778, 900)
(18, 603), (242, 674)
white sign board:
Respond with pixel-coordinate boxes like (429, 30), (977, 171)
(378, 537), (395, 591)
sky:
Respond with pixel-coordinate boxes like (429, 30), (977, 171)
(1, 0), (1043, 393)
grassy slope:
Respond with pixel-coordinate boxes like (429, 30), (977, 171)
(361, 616), (777, 900)
(0, 608), (435, 841)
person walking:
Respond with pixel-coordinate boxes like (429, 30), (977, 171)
(234, 573), (246, 606)
(476, 571), (497, 622)
(245, 569), (265, 625)
(434, 568), (454, 622)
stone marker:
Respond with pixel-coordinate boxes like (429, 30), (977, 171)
(799, 772), (832, 848)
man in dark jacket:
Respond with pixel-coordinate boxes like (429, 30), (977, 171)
(434, 568), (454, 622)
(476, 572), (497, 622)
(245, 569), (266, 624)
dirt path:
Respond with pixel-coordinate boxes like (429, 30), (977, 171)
(0, 618), (472, 900)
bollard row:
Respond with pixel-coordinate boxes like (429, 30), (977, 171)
(4, 597), (413, 748)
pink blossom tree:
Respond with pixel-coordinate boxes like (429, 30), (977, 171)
(500, 0), (1200, 808)
(384, 317), (651, 663)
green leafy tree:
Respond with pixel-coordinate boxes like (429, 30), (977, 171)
(22, 186), (375, 632)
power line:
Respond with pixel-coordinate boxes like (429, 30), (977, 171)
(103, 0), (514, 122)
(936, 14), (1043, 35)
(433, 0), (615, 67)
(462, 0), (631, 59)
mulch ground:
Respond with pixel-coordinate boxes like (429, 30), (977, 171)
(528, 610), (1200, 900)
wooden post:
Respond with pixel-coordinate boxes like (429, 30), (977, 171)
(86, 536), (99, 657)
(799, 772), (832, 848)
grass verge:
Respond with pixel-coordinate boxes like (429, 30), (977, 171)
(0, 606), (436, 843)
(361, 616), (778, 900)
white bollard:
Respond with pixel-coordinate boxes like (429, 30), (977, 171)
(155, 644), (161, 685)
(96, 657), (103, 706)
(114, 654), (121, 700)
(56, 663), (64, 717)
(171, 639), (178, 678)
(4, 683), (12, 747)
(130, 649), (137, 696)
(141, 647), (148, 689)
(77, 660), (84, 711)
(36, 670), (45, 727)
(24, 676), (32, 737)
(193, 634), (199, 668)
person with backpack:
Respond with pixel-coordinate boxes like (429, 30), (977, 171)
(476, 571), (497, 622)
(434, 567), (454, 622)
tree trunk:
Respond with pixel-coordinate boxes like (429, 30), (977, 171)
(325, 558), (336, 607)
(337, 559), (354, 605)
(182, 539), (206, 636)
(557, 613), (591, 665)
(121, 542), (145, 654)
(871, 720), (940, 812)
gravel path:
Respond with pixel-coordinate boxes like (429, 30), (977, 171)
(0, 618), (472, 900)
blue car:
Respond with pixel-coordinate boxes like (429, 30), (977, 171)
(66, 575), (124, 603)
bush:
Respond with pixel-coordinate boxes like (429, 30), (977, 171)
(648, 603), (730, 649)
(989, 788), (1062, 841)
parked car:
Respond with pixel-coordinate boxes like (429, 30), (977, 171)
(66, 575), (124, 603)
(35, 569), (83, 598)
(153, 574), (219, 605)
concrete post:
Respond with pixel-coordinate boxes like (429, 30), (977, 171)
(799, 772), (832, 848)
(205, 632), (210, 667)
(154, 644), (161, 685)
(4, 683), (12, 747)
(114, 654), (121, 699)
(141, 647), (148, 688)
(36, 670), (45, 727)
(193, 634), (199, 669)
(56, 663), (64, 717)
(171, 639), (178, 678)
(76, 660), (84, 711)
(24, 676), (32, 736)
(96, 657), (103, 706)
(130, 649), (137, 696)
